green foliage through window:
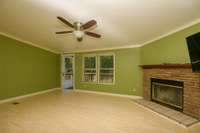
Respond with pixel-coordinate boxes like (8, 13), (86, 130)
(85, 57), (96, 68)
(65, 57), (72, 69)
(100, 56), (113, 68)
(83, 56), (97, 82)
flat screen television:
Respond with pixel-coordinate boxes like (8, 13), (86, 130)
(186, 32), (200, 72)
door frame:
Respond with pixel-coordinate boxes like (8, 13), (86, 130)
(61, 54), (75, 90)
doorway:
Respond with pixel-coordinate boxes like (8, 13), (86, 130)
(62, 55), (75, 90)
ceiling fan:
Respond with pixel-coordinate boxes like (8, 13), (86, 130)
(56, 16), (101, 41)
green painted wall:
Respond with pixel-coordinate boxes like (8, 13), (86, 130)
(74, 48), (142, 96)
(0, 35), (60, 100)
(141, 23), (200, 65)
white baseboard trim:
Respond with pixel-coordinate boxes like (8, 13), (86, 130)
(0, 88), (61, 104)
(74, 89), (143, 99)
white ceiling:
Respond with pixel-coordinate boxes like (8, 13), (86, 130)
(0, 0), (200, 53)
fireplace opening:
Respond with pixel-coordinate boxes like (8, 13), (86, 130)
(151, 78), (184, 111)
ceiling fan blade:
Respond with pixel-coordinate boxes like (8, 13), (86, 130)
(85, 31), (101, 38)
(57, 16), (74, 28)
(55, 31), (73, 34)
(82, 20), (97, 30)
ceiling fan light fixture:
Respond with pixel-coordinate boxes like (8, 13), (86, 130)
(73, 30), (84, 39)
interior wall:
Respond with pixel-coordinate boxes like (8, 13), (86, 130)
(1, 22), (198, 99)
(74, 48), (142, 96)
(0, 35), (60, 100)
(141, 23), (200, 65)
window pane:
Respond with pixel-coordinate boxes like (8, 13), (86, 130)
(83, 56), (97, 82)
(85, 57), (96, 68)
(65, 57), (73, 73)
(65, 58), (72, 68)
(99, 55), (114, 83)
(99, 75), (113, 83)
(100, 56), (113, 68)
(65, 57), (73, 80)
(84, 74), (96, 82)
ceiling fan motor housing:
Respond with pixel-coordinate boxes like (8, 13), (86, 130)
(74, 22), (82, 30)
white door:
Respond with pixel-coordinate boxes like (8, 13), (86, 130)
(62, 55), (74, 90)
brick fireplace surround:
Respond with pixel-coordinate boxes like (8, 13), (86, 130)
(141, 64), (200, 119)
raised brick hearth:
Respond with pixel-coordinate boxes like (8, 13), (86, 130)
(141, 64), (200, 118)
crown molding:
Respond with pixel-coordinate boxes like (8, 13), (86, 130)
(0, 32), (59, 54)
(63, 44), (141, 54)
(139, 19), (200, 47)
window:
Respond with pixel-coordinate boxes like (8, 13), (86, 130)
(82, 53), (115, 84)
(99, 54), (114, 84)
(83, 55), (97, 82)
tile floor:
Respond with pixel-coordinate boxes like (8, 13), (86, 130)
(0, 90), (200, 133)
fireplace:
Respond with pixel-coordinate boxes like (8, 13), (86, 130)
(151, 78), (184, 110)
(141, 64), (200, 118)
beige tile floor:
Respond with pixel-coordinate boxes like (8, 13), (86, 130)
(0, 90), (200, 133)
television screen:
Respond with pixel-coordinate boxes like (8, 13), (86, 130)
(186, 32), (200, 72)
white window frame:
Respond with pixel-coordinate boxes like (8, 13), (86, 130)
(82, 53), (115, 85)
(82, 54), (97, 83)
(98, 53), (115, 85)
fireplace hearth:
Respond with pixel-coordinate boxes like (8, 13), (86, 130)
(151, 78), (183, 110)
